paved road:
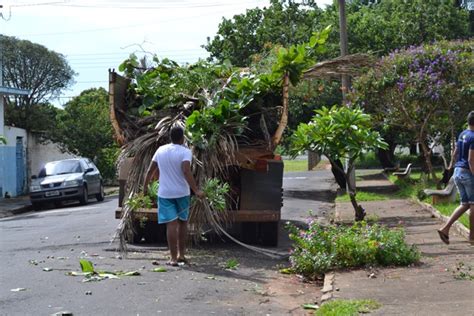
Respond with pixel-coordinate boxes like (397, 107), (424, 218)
(0, 171), (336, 316)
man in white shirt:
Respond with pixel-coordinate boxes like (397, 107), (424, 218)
(144, 126), (204, 266)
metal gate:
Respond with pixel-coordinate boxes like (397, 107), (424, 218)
(16, 137), (25, 195)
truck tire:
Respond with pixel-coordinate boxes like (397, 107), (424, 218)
(259, 222), (279, 247)
(143, 222), (167, 243)
(130, 220), (144, 244)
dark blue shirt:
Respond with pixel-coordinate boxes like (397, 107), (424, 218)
(454, 129), (474, 170)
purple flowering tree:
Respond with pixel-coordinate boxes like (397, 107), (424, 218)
(351, 40), (474, 179)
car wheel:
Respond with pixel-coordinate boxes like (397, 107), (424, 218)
(96, 183), (105, 202)
(79, 185), (88, 205)
(31, 202), (42, 211)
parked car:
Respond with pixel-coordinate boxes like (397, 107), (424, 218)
(30, 158), (104, 209)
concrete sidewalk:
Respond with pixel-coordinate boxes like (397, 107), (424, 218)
(0, 195), (32, 218)
(0, 186), (119, 218)
(331, 177), (474, 315)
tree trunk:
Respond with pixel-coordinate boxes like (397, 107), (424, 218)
(419, 141), (437, 181)
(349, 192), (366, 221)
(271, 73), (289, 150)
(330, 159), (347, 189)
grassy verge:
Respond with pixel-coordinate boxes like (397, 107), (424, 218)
(284, 160), (308, 172)
(316, 299), (381, 316)
(283, 159), (330, 172)
(336, 191), (389, 202)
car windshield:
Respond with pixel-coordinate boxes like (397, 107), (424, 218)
(38, 160), (82, 177)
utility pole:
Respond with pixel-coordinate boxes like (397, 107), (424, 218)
(338, 0), (350, 104)
(338, 0), (356, 194)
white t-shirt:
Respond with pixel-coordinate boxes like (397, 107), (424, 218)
(152, 143), (192, 199)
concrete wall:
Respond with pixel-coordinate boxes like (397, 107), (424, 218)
(28, 133), (76, 177)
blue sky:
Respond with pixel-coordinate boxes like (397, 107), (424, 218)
(1, 0), (333, 106)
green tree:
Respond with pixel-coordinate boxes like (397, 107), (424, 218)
(291, 106), (387, 220)
(53, 88), (118, 181)
(204, 0), (322, 67)
(1, 35), (75, 131)
(205, 0), (470, 66)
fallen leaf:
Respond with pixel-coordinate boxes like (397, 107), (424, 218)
(151, 267), (167, 273)
(79, 260), (95, 273)
(10, 288), (27, 292)
(302, 304), (319, 310)
(279, 268), (293, 274)
(121, 271), (140, 276)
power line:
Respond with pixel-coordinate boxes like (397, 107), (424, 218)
(50, 1), (261, 10)
(10, 1), (264, 37)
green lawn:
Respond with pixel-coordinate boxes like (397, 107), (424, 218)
(283, 159), (330, 172)
(336, 191), (389, 202)
(283, 160), (308, 172)
(315, 299), (381, 316)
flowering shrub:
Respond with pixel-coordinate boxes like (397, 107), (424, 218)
(350, 40), (473, 179)
(287, 221), (420, 279)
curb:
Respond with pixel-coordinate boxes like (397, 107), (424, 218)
(0, 205), (33, 219)
(415, 199), (470, 240)
(321, 272), (335, 302)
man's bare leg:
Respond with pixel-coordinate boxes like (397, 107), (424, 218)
(177, 220), (188, 261)
(166, 220), (179, 264)
(469, 205), (474, 243)
(439, 204), (470, 236)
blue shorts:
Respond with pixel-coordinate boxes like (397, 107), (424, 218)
(453, 168), (474, 205)
(157, 196), (190, 223)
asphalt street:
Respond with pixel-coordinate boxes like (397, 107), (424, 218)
(0, 170), (336, 316)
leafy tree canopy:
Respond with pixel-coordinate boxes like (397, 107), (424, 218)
(204, 0), (322, 67)
(52, 88), (118, 180)
(204, 0), (470, 66)
(1, 35), (75, 131)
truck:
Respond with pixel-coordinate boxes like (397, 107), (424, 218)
(109, 70), (284, 246)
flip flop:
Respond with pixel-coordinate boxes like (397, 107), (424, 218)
(177, 257), (189, 264)
(166, 261), (179, 267)
(437, 230), (450, 245)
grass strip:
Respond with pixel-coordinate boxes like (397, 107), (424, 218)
(315, 299), (381, 316)
(336, 191), (389, 202)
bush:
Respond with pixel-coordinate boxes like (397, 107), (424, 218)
(287, 221), (420, 279)
(355, 151), (380, 169)
(96, 146), (120, 183)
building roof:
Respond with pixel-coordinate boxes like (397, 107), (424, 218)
(0, 86), (30, 96)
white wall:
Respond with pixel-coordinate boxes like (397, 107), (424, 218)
(4, 126), (27, 146)
(28, 133), (76, 177)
